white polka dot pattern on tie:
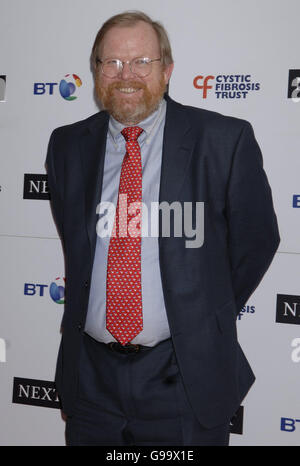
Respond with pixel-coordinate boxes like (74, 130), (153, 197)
(106, 126), (144, 345)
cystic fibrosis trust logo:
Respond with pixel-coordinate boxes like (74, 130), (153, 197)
(193, 74), (260, 99)
(96, 197), (204, 249)
(288, 70), (300, 103)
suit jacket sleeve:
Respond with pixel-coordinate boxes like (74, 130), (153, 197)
(226, 121), (280, 311)
(45, 130), (65, 248)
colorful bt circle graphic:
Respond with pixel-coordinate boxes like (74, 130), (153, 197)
(49, 277), (66, 304)
(59, 74), (82, 101)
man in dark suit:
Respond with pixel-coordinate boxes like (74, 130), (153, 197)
(46, 11), (280, 446)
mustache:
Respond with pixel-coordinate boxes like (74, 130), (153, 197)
(106, 81), (147, 91)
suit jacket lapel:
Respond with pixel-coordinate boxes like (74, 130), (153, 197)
(80, 111), (109, 259)
(159, 96), (194, 204)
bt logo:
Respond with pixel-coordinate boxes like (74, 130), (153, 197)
(281, 417), (300, 432)
(293, 195), (300, 208)
(24, 277), (65, 304)
(34, 74), (82, 100)
(49, 277), (66, 304)
(59, 74), (82, 101)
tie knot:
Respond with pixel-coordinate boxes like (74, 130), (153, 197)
(121, 126), (143, 142)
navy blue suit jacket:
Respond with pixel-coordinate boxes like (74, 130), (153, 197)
(46, 95), (280, 428)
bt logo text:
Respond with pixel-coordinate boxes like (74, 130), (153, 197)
(293, 195), (300, 208)
(24, 283), (49, 296)
(281, 417), (300, 432)
(34, 83), (58, 95)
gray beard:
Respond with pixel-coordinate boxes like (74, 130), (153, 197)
(95, 78), (166, 125)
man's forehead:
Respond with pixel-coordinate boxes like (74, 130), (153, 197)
(99, 21), (160, 58)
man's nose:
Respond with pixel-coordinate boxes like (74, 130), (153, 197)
(120, 61), (136, 80)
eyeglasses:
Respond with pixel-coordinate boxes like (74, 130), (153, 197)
(96, 57), (161, 78)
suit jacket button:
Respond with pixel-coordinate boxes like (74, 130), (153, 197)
(84, 280), (89, 288)
(78, 323), (82, 331)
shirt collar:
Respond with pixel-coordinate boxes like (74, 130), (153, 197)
(108, 98), (166, 147)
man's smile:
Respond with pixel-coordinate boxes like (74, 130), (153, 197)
(115, 87), (143, 95)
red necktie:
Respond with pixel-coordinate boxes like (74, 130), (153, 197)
(106, 126), (144, 345)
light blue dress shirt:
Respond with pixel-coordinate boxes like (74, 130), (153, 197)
(84, 99), (171, 346)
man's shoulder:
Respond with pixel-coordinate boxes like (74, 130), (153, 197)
(50, 110), (108, 140)
(167, 96), (252, 134)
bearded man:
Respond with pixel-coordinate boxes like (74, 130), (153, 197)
(46, 11), (280, 446)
